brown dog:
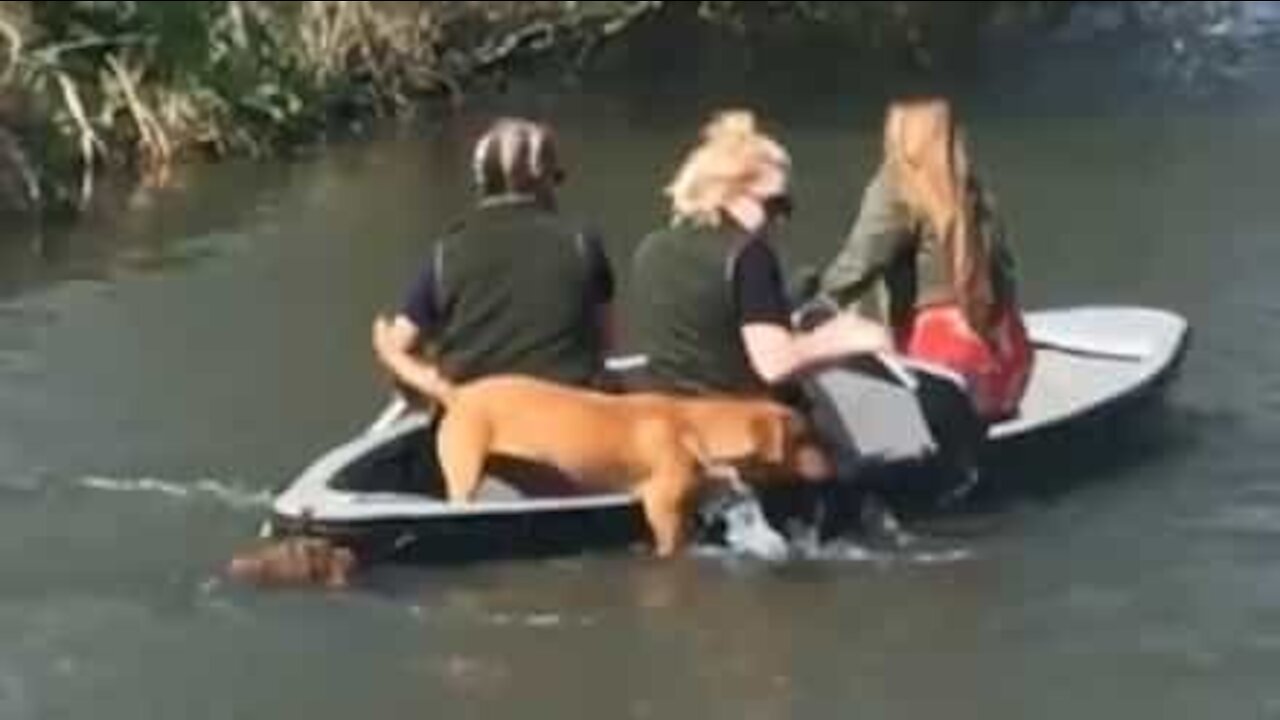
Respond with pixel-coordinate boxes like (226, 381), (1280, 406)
(226, 537), (358, 590)
(388, 364), (830, 557)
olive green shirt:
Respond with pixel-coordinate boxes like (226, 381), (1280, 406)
(818, 163), (1017, 331)
(422, 198), (610, 386)
(628, 222), (768, 397)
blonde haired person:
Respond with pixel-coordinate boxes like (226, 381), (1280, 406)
(628, 110), (891, 399)
(818, 97), (1032, 421)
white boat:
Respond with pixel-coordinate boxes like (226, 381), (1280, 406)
(265, 305), (1190, 563)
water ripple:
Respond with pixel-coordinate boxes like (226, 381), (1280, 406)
(76, 476), (272, 511)
(1193, 501), (1280, 536)
(692, 537), (974, 566)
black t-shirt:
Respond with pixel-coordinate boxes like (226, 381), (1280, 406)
(732, 239), (791, 329)
(402, 230), (615, 332)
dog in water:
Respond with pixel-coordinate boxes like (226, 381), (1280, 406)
(373, 318), (832, 557)
(226, 536), (358, 590)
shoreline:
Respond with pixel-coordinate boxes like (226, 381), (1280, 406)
(0, 1), (1246, 222)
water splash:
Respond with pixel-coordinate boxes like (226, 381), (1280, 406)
(908, 548), (976, 565)
(523, 613), (562, 628)
(697, 486), (790, 562)
(483, 611), (594, 629)
(719, 497), (791, 562)
(699, 486), (976, 566)
(76, 476), (273, 510)
(788, 535), (877, 563)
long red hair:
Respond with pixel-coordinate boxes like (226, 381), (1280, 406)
(884, 98), (997, 337)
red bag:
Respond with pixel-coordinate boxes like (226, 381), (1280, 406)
(896, 304), (1033, 422)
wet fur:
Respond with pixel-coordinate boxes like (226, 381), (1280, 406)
(226, 537), (357, 590)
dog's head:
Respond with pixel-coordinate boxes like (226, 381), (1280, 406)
(738, 402), (831, 482)
(226, 537), (358, 590)
(676, 397), (833, 481)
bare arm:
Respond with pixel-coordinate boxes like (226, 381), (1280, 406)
(741, 312), (891, 385)
(731, 234), (891, 386)
(820, 167), (910, 309)
(370, 314), (449, 402)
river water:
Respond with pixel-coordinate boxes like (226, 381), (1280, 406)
(3, 14), (1280, 720)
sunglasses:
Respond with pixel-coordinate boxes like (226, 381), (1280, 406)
(762, 194), (794, 219)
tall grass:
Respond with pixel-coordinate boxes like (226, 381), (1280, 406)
(0, 1), (1237, 217)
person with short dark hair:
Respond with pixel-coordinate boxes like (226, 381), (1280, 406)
(373, 117), (615, 394)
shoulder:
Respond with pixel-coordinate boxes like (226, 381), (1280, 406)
(432, 208), (474, 252)
(862, 162), (909, 213)
(730, 238), (786, 292)
(733, 235), (781, 270)
(847, 162), (917, 247)
(553, 217), (615, 280)
(572, 220), (608, 253)
(533, 208), (607, 251)
(731, 238), (791, 326)
(632, 224), (680, 262)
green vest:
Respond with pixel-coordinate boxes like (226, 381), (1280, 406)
(431, 198), (604, 386)
(628, 222), (767, 396)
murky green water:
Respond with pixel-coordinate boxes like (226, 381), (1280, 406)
(4, 16), (1280, 719)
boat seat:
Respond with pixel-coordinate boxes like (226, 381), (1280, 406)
(801, 357), (985, 470)
(1026, 309), (1159, 360)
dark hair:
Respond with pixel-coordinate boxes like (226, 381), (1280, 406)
(471, 118), (564, 198)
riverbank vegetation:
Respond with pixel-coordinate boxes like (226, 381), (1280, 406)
(0, 1), (1247, 218)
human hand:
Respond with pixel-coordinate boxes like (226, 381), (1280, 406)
(371, 315), (399, 358)
(828, 311), (892, 355)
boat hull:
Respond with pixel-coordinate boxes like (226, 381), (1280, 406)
(267, 306), (1191, 562)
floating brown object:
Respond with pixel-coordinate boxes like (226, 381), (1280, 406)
(226, 536), (358, 590)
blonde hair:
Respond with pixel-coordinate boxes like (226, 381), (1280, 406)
(884, 97), (997, 337)
(665, 110), (791, 228)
